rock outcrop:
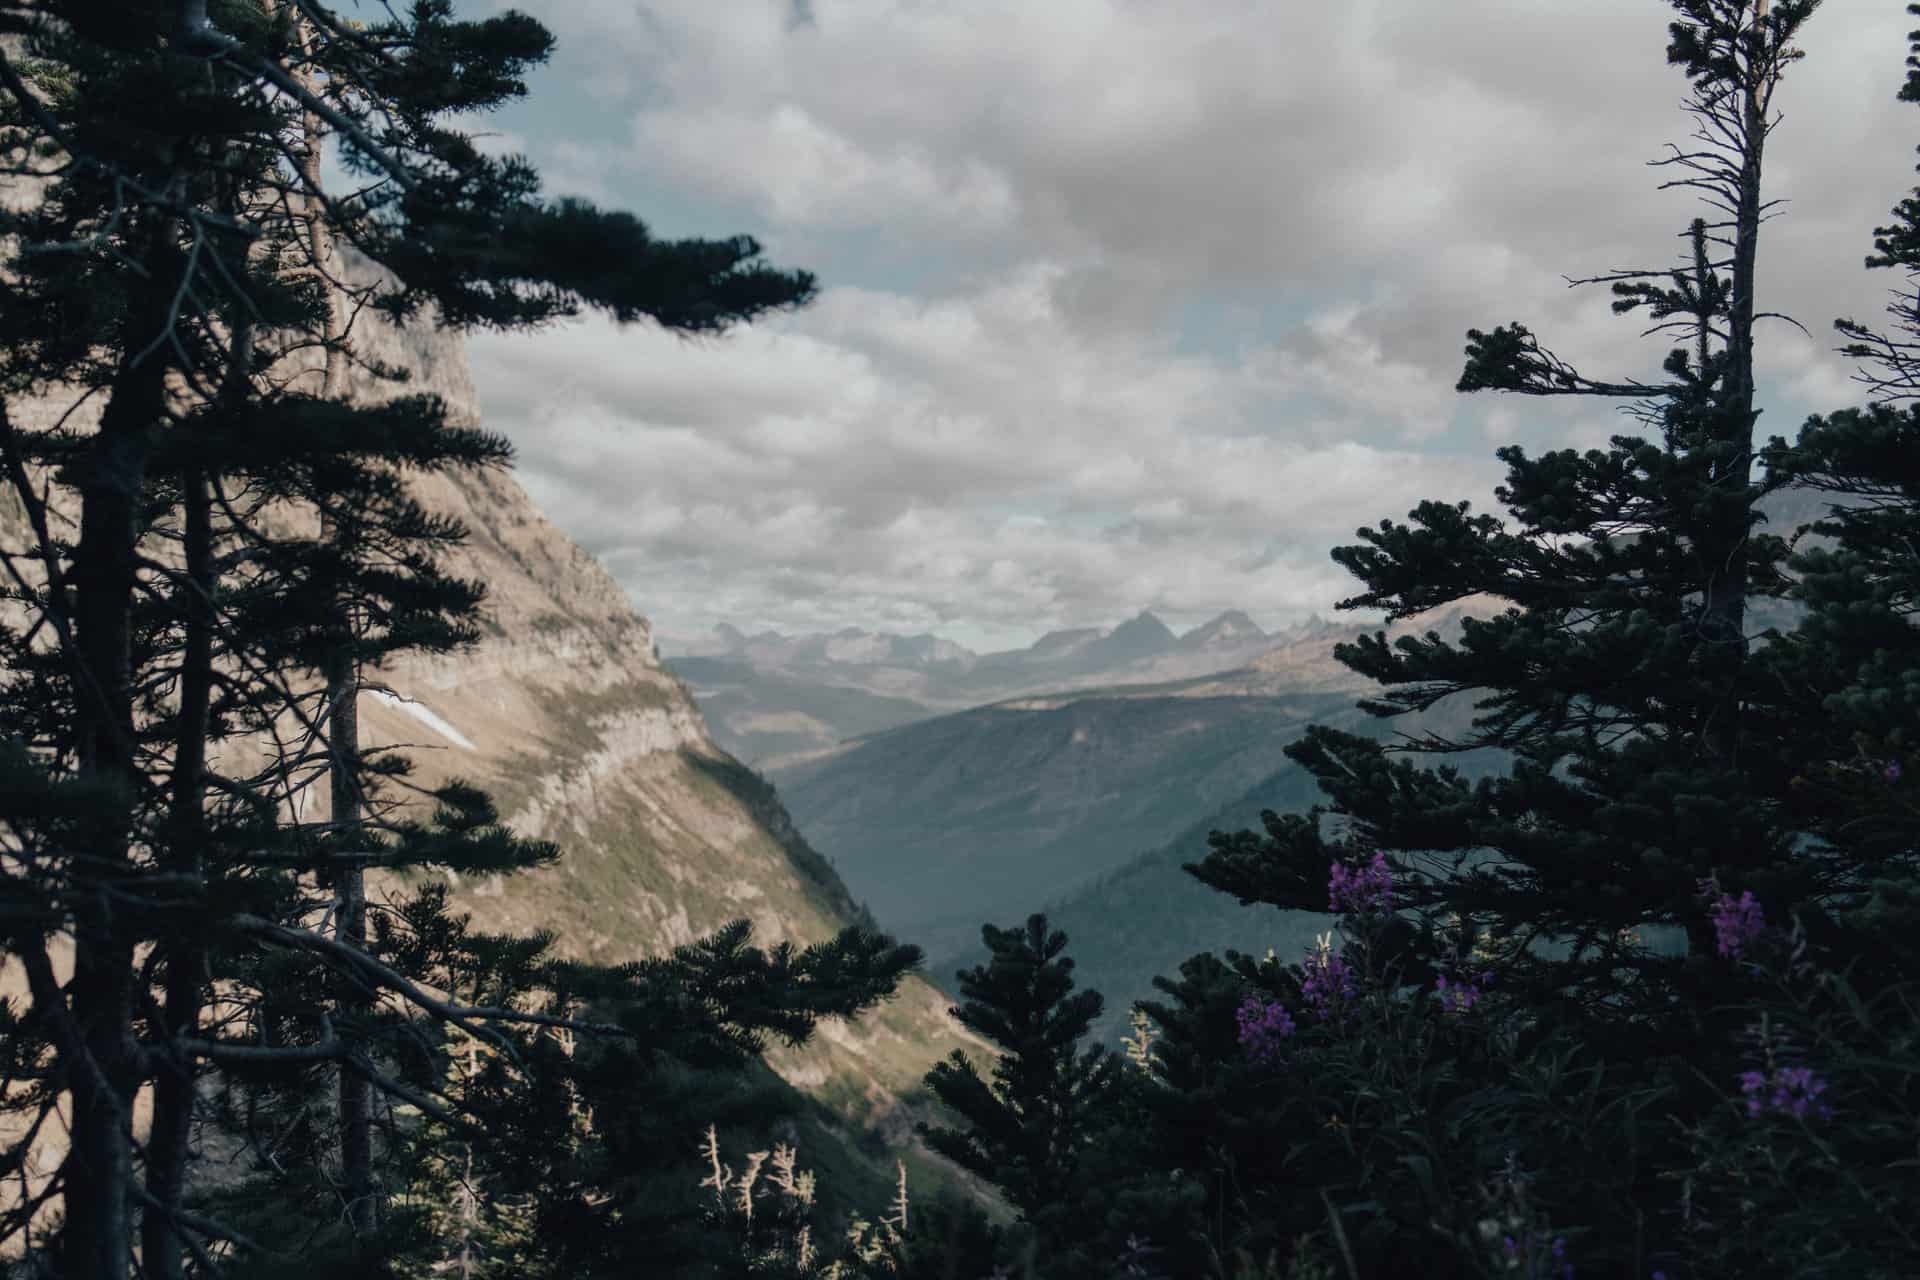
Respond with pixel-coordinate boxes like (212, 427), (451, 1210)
(0, 234), (985, 1229)
(322, 247), (982, 1139)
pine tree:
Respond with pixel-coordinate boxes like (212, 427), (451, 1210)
(1181, 1), (1873, 1269)
(0, 5), (926, 1279)
(1660, 13), (1920, 1268)
(917, 915), (1122, 1276)
(1192, 0), (1831, 1064)
(1746, 2), (1920, 1009)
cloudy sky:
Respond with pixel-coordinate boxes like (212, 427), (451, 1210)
(458, 0), (1916, 654)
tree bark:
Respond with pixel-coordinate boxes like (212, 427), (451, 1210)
(282, 6), (378, 1236)
(139, 464), (215, 1280)
(329, 645), (375, 1237)
(1696, 5), (1771, 759)
(1687, 0), (1775, 958)
(62, 228), (176, 1280)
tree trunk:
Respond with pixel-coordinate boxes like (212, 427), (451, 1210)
(62, 230), (176, 1280)
(330, 646), (375, 1237)
(1695, 1), (1773, 779)
(283, 8), (378, 1236)
(140, 464), (216, 1280)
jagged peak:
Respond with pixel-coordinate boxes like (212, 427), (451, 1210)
(1178, 609), (1266, 647)
(1106, 610), (1175, 640)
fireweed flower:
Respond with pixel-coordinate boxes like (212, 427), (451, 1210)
(1300, 932), (1359, 1021)
(1435, 968), (1493, 1015)
(1735, 1015), (1835, 1122)
(1699, 882), (1765, 959)
(1498, 1230), (1573, 1278)
(1739, 1065), (1833, 1120)
(1328, 851), (1394, 915)
(1236, 994), (1295, 1065)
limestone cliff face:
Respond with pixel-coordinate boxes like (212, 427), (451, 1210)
(0, 232), (979, 1168)
(320, 248), (979, 1132)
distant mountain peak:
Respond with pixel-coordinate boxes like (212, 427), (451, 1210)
(1177, 609), (1267, 651)
(1090, 611), (1178, 664)
(1114, 609), (1175, 636)
(1282, 612), (1337, 641)
(1029, 626), (1105, 656)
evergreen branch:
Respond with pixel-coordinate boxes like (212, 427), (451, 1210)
(223, 913), (634, 1040)
(128, 1178), (277, 1274)
(170, 2), (422, 200)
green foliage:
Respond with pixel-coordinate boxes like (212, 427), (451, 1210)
(917, 915), (1138, 1276)
(0, 4), (893, 1279)
(1042, 2), (1916, 1277)
(919, 916), (1118, 1216)
(1175, 11), (1832, 1246)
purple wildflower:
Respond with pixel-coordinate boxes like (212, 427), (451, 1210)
(1888, 759), (1904, 783)
(1500, 1231), (1573, 1277)
(1117, 1234), (1167, 1279)
(1709, 888), (1766, 960)
(1739, 1064), (1833, 1120)
(1328, 851), (1394, 915)
(1300, 946), (1358, 1021)
(1236, 994), (1295, 1065)
(1435, 968), (1493, 1015)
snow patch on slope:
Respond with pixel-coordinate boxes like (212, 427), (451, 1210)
(371, 690), (477, 751)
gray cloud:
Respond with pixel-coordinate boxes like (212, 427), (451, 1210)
(468, 0), (1917, 649)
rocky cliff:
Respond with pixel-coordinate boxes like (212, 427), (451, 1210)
(321, 248), (982, 1149)
(0, 235), (985, 1223)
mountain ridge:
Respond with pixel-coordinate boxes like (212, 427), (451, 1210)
(318, 248), (988, 1152)
(663, 607), (1319, 768)
(0, 239), (992, 1223)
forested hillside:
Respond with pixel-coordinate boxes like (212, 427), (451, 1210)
(0, 9), (985, 1277)
(1, 4), (1917, 1280)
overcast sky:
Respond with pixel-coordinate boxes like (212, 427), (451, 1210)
(459, 0), (1916, 654)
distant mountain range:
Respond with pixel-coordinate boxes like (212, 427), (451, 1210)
(663, 608), (1342, 769)
(660, 480), (1873, 1052)
(758, 477), (1874, 1046)
(763, 593), (1514, 962)
(669, 607), (1303, 674)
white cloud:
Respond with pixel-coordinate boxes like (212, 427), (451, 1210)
(465, 0), (1919, 647)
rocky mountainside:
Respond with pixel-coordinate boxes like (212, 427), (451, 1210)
(1176, 609), (1268, 652)
(317, 248), (984, 1165)
(0, 240), (988, 1216)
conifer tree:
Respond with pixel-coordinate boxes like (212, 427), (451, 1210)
(0, 5), (927, 1279)
(1180, 2), (1872, 1267)
(1662, 15), (1920, 1267)
(1745, 3), (1920, 1009)
(1192, 0), (1836, 1067)
(917, 915), (1122, 1276)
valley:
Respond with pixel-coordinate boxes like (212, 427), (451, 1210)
(661, 607), (1331, 770)
(724, 486), (1858, 1048)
